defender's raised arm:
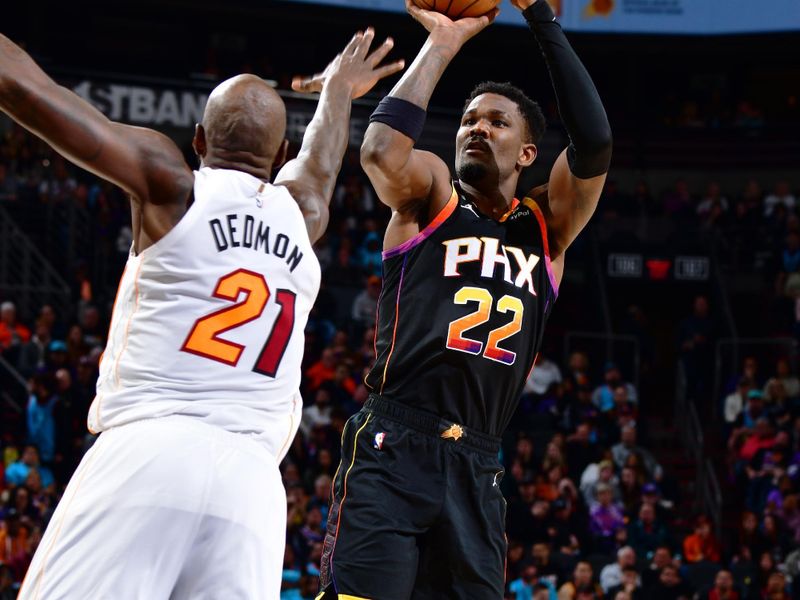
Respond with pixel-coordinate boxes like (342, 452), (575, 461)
(0, 34), (192, 208)
(276, 29), (404, 243)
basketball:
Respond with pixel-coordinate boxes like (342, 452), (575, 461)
(411, 0), (501, 19)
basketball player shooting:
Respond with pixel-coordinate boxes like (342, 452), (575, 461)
(0, 28), (403, 599)
(318, 1), (611, 598)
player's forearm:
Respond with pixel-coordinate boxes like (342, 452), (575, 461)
(361, 31), (458, 170)
(524, 3), (612, 178)
(387, 31), (460, 109)
(294, 77), (354, 203)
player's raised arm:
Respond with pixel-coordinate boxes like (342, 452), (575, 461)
(516, 0), (612, 260)
(0, 34), (192, 207)
(360, 1), (498, 214)
(275, 29), (404, 244)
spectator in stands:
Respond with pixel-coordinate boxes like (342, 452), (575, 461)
(523, 351), (563, 399)
(647, 563), (692, 600)
(682, 514), (721, 564)
(612, 424), (663, 481)
(16, 320), (51, 377)
(678, 295), (715, 396)
(592, 363), (637, 413)
(764, 357), (800, 402)
(628, 502), (669, 559)
(304, 348), (337, 393)
(0, 301), (31, 352)
(557, 561), (602, 600)
(764, 181), (797, 217)
(581, 458), (620, 505)
(590, 482), (625, 552)
(4, 445), (53, 489)
(724, 377), (754, 428)
(619, 465), (643, 515)
(509, 563), (556, 600)
(355, 232), (382, 278)
(567, 423), (602, 483)
(531, 542), (564, 589)
(763, 572), (790, 600)
(350, 275), (381, 333)
(26, 373), (57, 464)
(607, 566), (643, 600)
(777, 231), (800, 297)
(662, 179), (694, 219)
(697, 181), (729, 217)
(641, 545), (674, 590)
(700, 569), (738, 600)
(600, 546), (637, 593)
(324, 243), (362, 287)
(300, 388), (333, 437)
(0, 162), (18, 201)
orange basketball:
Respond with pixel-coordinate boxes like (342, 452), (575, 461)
(411, 0), (501, 19)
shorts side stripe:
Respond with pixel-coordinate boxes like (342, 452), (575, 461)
(329, 414), (372, 590)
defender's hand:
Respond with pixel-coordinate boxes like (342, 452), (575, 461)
(405, 0), (499, 47)
(291, 29), (404, 99)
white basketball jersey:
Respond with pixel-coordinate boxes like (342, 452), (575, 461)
(89, 168), (321, 454)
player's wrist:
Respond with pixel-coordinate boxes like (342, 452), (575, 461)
(523, 0), (556, 23)
(323, 74), (357, 98)
(427, 26), (470, 53)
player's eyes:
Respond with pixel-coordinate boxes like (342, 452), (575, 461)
(493, 120), (507, 127)
(463, 119), (476, 126)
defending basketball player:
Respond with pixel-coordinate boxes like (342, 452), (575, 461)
(318, 1), (611, 598)
(0, 29), (403, 598)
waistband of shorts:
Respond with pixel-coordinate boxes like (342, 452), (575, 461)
(106, 415), (278, 463)
(363, 394), (501, 455)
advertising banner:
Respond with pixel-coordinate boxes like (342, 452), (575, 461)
(281, 0), (800, 34)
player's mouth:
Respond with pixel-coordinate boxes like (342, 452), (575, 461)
(465, 138), (490, 155)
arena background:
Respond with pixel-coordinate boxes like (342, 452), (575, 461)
(1, 1), (799, 597)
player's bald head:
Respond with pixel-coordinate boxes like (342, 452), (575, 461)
(195, 74), (287, 174)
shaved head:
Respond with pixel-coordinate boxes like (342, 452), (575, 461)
(194, 74), (288, 179)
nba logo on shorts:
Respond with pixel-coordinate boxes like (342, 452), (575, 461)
(373, 432), (386, 450)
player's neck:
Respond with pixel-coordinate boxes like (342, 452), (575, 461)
(202, 154), (273, 183)
(458, 179), (516, 220)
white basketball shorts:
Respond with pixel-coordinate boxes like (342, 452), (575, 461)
(19, 413), (296, 599)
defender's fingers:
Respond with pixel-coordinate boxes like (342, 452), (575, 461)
(355, 27), (375, 57)
(373, 59), (406, 80)
(345, 31), (364, 55)
(366, 37), (395, 66)
(291, 75), (322, 93)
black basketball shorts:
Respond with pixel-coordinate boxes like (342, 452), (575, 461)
(316, 394), (507, 600)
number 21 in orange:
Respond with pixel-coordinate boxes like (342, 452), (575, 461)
(181, 269), (296, 377)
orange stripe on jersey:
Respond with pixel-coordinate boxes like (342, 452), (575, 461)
(522, 198), (559, 296)
(498, 197), (521, 222)
(382, 186), (458, 259)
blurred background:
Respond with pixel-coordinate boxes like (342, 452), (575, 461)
(0, 1), (799, 598)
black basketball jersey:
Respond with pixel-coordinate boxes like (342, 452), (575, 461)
(366, 183), (559, 436)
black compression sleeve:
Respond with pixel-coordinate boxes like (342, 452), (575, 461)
(524, 1), (612, 179)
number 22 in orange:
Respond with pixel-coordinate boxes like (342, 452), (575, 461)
(181, 268), (296, 377)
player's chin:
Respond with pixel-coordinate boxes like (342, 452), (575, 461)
(455, 157), (492, 185)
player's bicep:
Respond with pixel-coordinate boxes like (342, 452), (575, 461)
(546, 149), (606, 257)
(363, 147), (450, 214)
(274, 161), (330, 245)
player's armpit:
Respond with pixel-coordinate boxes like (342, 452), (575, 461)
(541, 148), (606, 258)
(0, 35), (192, 205)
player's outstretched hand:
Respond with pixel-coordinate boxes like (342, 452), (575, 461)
(291, 29), (404, 99)
(405, 0), (499, 46)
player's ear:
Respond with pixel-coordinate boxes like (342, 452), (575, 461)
(192, 124), (207, 160)
(271, 139), (289, 172)
(518, 142), (537, 168)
